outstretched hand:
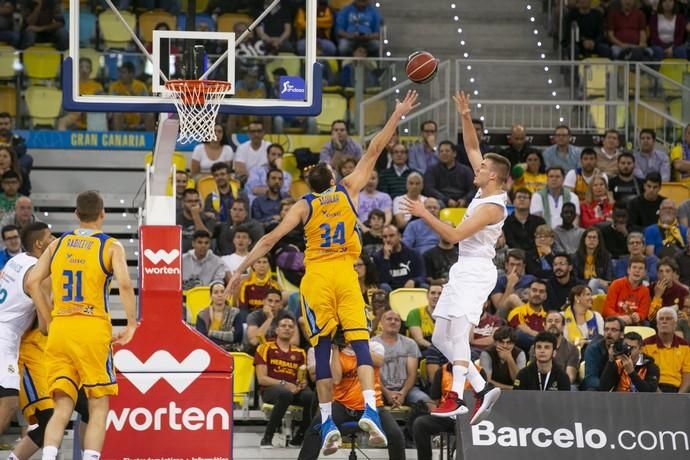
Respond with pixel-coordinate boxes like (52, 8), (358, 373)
(452, 90), (472, 116)
(394, 90), (420, 117)
(399, 197), (427, 218)
(226, 272), (245, 299)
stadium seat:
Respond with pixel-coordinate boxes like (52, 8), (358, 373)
(634, 99), (667, 131)
(145, 151), (188, 173)
(25, 86), (62, 128)
(98, 10), (137, 49)
(265, 52), (302, 85)
(281, 153), (301, 180)
(276, 267), (300, 294)
(184, 286), (211, 324)
(230, 352), (255, 419)
(181, 0), (209, 13)
(0, 46), (16, 80)
(624, 326), (656, 340)
(591, 293), (606, 314)
(79, 11), (98, 47)
(659, 58), (689, 98)
(217, 13), (252, 33)
(0, 85), (17, 117)
(290, 179), (310, 199)
(79, 48), (102, 79)
(351, 97), (387, 135)
(22, 46), (61, 81)
(329, 0), (353, 10)
(579, 57), (610, 98)
(589, 98), (626, 131)
(389, 288), (428, 322)
(139, 10), (177, 43)
(315, 93), (347, 133)
(197, 175), (219, 203)
(660, 182), (690, 205)
(439, 207), (466, 226)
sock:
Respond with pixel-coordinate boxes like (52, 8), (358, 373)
(362, 389), (376, 409)
(83, 450), (101, 460)
(467, 363), (487, 393)
(8, 453), (19, 460)
(319, 402), (332, 422)
(451, 364), (468, 395)
(42, 445), (59, 460)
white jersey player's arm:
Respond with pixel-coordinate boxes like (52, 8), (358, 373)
(453, 90), (483, 174)
(409, 201), (504, 245)
(25, 239), (58, 333)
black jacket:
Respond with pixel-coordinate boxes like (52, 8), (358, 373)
(598, 353), (659, 392)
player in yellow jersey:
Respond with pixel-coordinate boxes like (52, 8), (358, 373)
(26, 191), (137, 460)
(229, 90), (419, 456)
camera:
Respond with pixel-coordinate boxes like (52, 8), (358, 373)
(612, 339), (632, 357)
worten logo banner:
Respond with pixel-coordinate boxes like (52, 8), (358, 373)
(458, 391), (690, 460)
(102, 225), (234, 460)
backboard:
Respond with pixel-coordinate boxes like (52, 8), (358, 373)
(64, 0), (322, 116)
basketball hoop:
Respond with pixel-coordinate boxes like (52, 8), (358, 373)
(164, 80), (233, 144)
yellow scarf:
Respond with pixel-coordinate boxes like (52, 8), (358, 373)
(564, 306), (599, 344)
(659, 219), (685, 248)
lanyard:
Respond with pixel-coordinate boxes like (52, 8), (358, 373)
(538, 370), (551, 391)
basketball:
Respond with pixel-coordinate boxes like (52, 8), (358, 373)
(406, 51), (438, 84)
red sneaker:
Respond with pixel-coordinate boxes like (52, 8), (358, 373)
(469, 384), (501, 425)
(431, 391), (468, 417)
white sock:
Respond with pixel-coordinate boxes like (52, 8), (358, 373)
(42, 445), (59, 460)
(83, 449), (101, 460)
(362, 389), (376, 409)
(319, 402), (332, 421)
(8, 453), (19, 460)
(451, 364), (468, 395)
(467, 363), (487, 393)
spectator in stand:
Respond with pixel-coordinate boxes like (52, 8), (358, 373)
(503, 188), (546, 251)
(0, 147), (29, 197)
(471, 300), (505, 359)
(0, 197), (41, 239)
(545, 253), (580, 312)
(406, 285), (441, 353)
(643, 307), (690, 393)
(563, 285), (604, 346)
(221, 226), (251, 276)
(206, 0), (249, 14)
(423, 141), (475, 208)
(295, 0), (336, 55)
(564, 148), (606, 202)
(645, 198), (688, 258)
(177, 189), (216, 254)
(512, 150), (547, 194)
(252, 169), (289, 226)
(604, 255), (651, 325)
(671, 123), (690, 182)
(599, 330), (660, 392)
(423, 222), (459, 286)
(374, 224), (426, 291)
(361, 208), (385, 257)
(501, 124), (540, 168)
(181, 230), (226, 290)
(530, 166), (581, 229)
(57, 57), (105, 131)
(508, 279), (548, 352)
(650, 0), (688, 59)
(238, 256), (281, 314)
(358, 170), (393, 228)
(581, 316), (625, 390)
(190, 124), (234, 179)
(336, 0), (382, 56)
(355, 253), (379, 305)
(580, 174), (614, 228)
(174, 170), (190, 213)
(0, 225), (21, 269)
(0, 171), (23, 217)
(378, 143), (417, 200)
(0, 113), (31, 178)
(203, 163), (246, 224)
(634, 129), (671, 182)
(541, 125), (581, 172)
(607, 0), (655, 60)
(490, 249), (537, 316)
(649, 258), (689, 320)
(245, 288), (298, 352)
(392, 172), (426, 230)
(336, 155), (357, 181)
(594, 130), (623, 177)
(319, 120), (363, 169)
(412, 364), (456, 460)
(628, 172), (665, 229)
(408, 120), (439, 174)
(613, 232), (659, 281)
(573, 227), (613, 293)
(340, 43), (381, 88)
(601, 205), (635, 259)
(252, 0), (293, 53)
(195, 281), (243, 351)
(372, 310), (433, 409)
(609, 152), (644, 204)
(402, 197), (440, 255)
(19, 0), (68, 50)
(456, 118), (493, 167)
(233, 120), (271, 184)
(0, 1), (18, 47)
(563, 0), (611, 58)
(530, 311), (580, 384)
(109, 62), (155, 131)
(553, 202), (585, 254)
(245, 143), (291, 205)
(525, 224), (556, 279)
(229, 67), (271, 133)
(514, 332), (571, 391)
(216, 198), (265, 255)
(480, 326), (526, 390)
(254, 314), (312, 448)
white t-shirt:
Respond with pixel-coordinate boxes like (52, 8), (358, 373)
(191, 144), (234, 174)
(0, 252), (38, 336)
(657, 14), (676, 45)
(234, 140), (270, 173)
(221, 253), (247, 275)
(529, 190), (580, 228)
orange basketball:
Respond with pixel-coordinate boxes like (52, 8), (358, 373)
(406, 51), (438, 84)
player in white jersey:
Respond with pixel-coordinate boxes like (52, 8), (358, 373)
(0, 222), (54, 440)
(401, 91), (509, 423)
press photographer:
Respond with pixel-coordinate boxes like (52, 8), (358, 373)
(598, 331), (659, 392)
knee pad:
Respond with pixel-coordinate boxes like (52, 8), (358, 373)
(350, 340), (373, 368)
(314, 336), (333, 381)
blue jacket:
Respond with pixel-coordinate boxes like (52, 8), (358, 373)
(581, 337), (608, 390)
(336, 4), (381, 35)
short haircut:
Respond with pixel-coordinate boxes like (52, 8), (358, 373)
(192, 229), (211, 240)
(331, 119), (347, 131)
(182, 188), (199, 199)
(232, 197), (249, 211)
(554, 124), (570, 134)
(368, 208), (386, 222)
(279, 197), (295, 212)
(20, 222), (49, 251)
(534, 331), (557, 348)
(0, 112), (11, 120)
(266, 167), (284, 180)
(513, 187), (532, 198)
(276, 311), (296, 325)
(120, 61), (135, 74)
(562, 202), (576, 212)
(627, 231), (644, 244)
(628, 254), (646, 268)
(644, 171), (662, 185)
(546, 165), (565, 176)
(580, 147), (597, 159)
(618, 151), (635, 163)
(2, 170), (20, 181)
(656, 306), (678, 322)
(639, 128), (656, 140)
(210, 162), (230, 174)
(605, 316), (626, 332)
(529, 279), (548, 290)
(264, 288), (282, 300)
(438, 140), (456, 151)
(1, 224), (18, 240)
(267, 143), (284, 154)
(484, 152), (511, 183)
(552, 252), (571, 264)
(248, 120), (264, 128)
(493, 326), (517, 342)
(76, 190), (104, 222)
(623, 331), (643, 346)
(506, 248), (526, 263)
(306, 163), (334, 193)
(604, 129), (619, 138)
(421, 120), (437, 130)
(472, 118), (484, 128)
(658, 257), (679, 274)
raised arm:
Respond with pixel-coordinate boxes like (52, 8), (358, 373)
(341, 90), (419, 195)
(453, 90), (482, 173)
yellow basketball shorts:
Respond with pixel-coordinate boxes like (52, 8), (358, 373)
(19, 329), (53, 423)
(300, 259), (369, 347)
(44, 316), (117, 402)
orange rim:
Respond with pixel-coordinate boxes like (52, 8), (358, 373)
(164, 80), (232, 105)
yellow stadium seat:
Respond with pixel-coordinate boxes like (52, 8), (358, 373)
(265, 52), (302, 85)
(290, 179), (310, 199)
(591, 293), (606, 314)
(315, 93), (347, 133)
(635, 100), (667, 131)
(579, 57), (610, 98)
(230, 352), (254, 409)
(276, 267), (299, 294)
(25, 86), (62, 128)
(439, 207), (466, 226)
(329, 0), (353, 10)
(145, 151), (188, 173)
(197, 175), (219, 203)
(217, 13), (252, 32)
(281, 153), (301, 180)
(589, 98), (627, 131)
(0, 46), (17, 80)
(624, 326), (656, 340)
(389, 288), (428, 323)
(659, 58), (688, 98)
(22, 46), (61, 81)
(184, 286), (211, 324)
(660, 182), (689, 206)
(0, 86), (17, 117)
(79, 48), (102, 79)
(181, 0), (209, 13)
(669, 98), (686, 123)
(98, 10), (137, 49)
(138, 10), (176, 43)
(350, 97), (388, 135)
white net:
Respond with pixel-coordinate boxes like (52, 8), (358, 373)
(163, 80), (232, 144)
